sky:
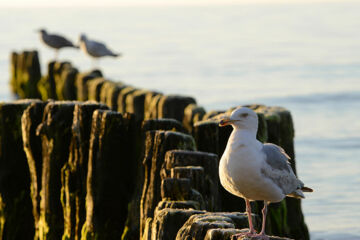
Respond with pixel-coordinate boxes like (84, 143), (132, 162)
(0, 0), (351, 8)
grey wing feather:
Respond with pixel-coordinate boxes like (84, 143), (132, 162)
(48, 34), (75, 48)
(262, 143), (291, 172)
(89, 40), (116, 56)
(261, 143), (304, 196)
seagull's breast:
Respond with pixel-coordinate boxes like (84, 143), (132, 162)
(219, 140), (284, 202)
(80, 41), (97, 58)
(220, 143), (260, 196)
(80, 41), (88, 55)
(41, 34), (53, 48)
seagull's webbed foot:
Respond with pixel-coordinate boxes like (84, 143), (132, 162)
(232, 232), (270, 240)
(232, 229), (257, 239)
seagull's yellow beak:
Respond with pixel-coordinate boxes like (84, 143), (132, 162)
(219, 117), (232, 127)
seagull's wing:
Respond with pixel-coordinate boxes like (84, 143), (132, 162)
(262, 143), (291, 171)
(87, 39), (117, 57)
(260, 143), (304, 198)
(48, 34), (76, 48)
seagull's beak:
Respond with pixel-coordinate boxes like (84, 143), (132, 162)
(219, 117), (233, 127)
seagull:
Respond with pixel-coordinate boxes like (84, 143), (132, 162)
(38, 29), (78, 59)
(79, 34), (120, 66)
(218, 107), (312, 240)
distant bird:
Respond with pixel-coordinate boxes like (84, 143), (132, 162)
(219, 107), (313, 240)
(79, 34), (120, 63)
(38, 29), (78, 59)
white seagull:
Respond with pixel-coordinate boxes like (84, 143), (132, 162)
(38, 29), (78, 59)
(219, 107), (312, 240)
(79, 34), (120, 64)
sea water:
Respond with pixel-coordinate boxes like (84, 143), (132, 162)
(0, 2), (359, 239)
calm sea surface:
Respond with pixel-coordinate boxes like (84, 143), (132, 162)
(0, 3), (360, 239)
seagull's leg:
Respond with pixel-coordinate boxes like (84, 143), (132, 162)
(259, 201), (267, 235)
(233, 199), (257, 239)
(91, 58), (98, 69)
(54, 50), (58, 60)
(246, 199), (256, 234)
(254, 201), (269, 240)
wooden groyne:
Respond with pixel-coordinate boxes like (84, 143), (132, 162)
(1, 50), (310, 240)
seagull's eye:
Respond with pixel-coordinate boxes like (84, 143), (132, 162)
(241, 113), (248, 118)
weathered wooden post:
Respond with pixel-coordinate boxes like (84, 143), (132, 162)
(81, 110), (137, 239)
(21, 100), (49, 240)
(76, 70), (102, 101)
(87, 78), (106, 102)
(157, 95), (196, 123)
(122, 118), (188, 240)
(140, 130), (196, 238)
(61, 102), (108, 240)
(36, 101), (77, 240)
(10, 51), (41, 99)
(0, 100), (37, 240)
(163, 150), (220, 211)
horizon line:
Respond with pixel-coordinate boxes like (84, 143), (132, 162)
(0, 0), (356, 9)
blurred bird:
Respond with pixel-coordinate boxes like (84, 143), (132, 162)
(79, 34), (120, 66)
(219, 107), (313, 240)
(37, 29), (78, 59)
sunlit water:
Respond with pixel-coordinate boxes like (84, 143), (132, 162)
(0, 3), (360, 239)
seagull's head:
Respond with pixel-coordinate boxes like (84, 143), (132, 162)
(37, 29), (47, 35)
(79, 34), (87, 42)
(219, 107), (258, 130)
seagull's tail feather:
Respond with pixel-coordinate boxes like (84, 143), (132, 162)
(287, 189), (305, 199)
(111, 52), (121, 57)
(301, 186), (313, 192)
(287, 186), (313, 199)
